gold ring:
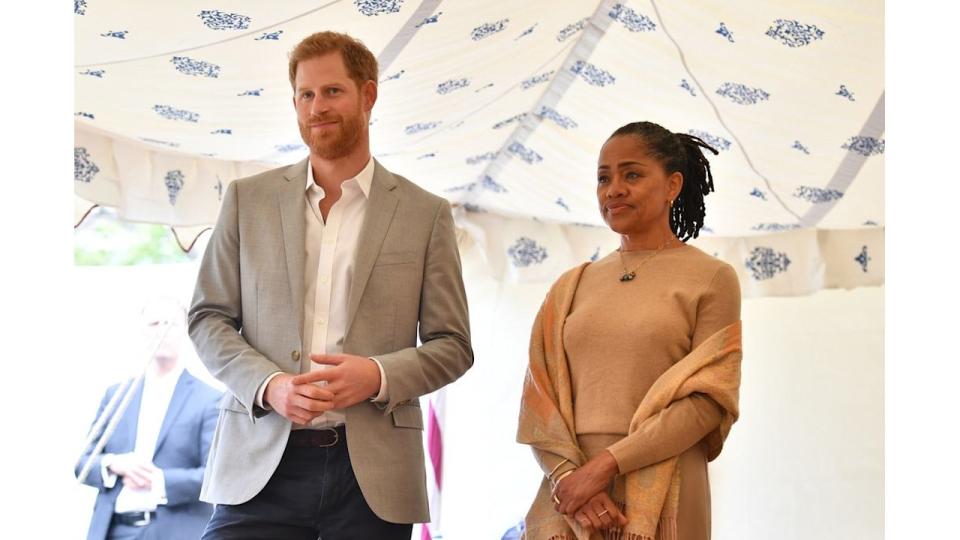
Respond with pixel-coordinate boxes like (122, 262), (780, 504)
(597, 509), (609, 517)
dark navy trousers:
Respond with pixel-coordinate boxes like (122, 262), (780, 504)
(201, 427), (412, 540)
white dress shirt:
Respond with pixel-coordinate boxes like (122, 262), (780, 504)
(256, 158), (387, 427)
(101, 365), (183, 513)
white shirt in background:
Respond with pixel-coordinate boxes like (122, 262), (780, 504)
(101, 364), (183, 513)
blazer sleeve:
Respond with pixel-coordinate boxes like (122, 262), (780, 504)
(606, 264), (741, 473)
(161, 391), (219, 507)
(188, 180), (283, 418)
(373, 199), (474, 413)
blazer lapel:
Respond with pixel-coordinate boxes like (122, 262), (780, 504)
(279, 159), (308, 337)
(153, 371), (193, 456)
(345, 159), (399, 333)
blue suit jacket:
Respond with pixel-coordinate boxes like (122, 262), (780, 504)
(77, 370), (221, 540)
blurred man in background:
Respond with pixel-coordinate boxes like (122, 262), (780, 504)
(77, 298), (221, 540)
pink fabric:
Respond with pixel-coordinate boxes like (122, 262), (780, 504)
(428, 401), (443, 488)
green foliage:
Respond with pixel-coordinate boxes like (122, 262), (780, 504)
(74, 209), (196, 266)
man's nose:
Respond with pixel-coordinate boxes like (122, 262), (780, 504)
(309, 96), (330, 116)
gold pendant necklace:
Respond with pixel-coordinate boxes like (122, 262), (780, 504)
(617, 238), (676, 282)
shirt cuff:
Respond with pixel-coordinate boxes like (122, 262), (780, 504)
(369, 357), (388, 403)
(256, 372), (284, 410)
(154, 469), (167, 506)
(101, 453), (117, 488)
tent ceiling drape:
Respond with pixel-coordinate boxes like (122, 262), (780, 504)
(74, 0), (884, 296)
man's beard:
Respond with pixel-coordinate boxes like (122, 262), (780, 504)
(298, 106), (364, 160)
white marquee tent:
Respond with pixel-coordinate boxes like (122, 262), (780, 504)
(75, 0), (883, 295)
(72, 1), (884, 539)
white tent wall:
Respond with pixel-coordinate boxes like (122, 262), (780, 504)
(60, 247), (881, 539)
(710, 285), (882, 539)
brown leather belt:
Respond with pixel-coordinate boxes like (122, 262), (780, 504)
(287, 425), (345, 448)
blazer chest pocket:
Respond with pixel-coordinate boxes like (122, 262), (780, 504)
(375, 251), (418, 267)
(391, 403), (423, 430)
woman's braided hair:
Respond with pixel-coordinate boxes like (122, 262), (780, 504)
(609, 121), (719, 241)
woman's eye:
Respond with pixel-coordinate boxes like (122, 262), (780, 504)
(597, 176), (608, 183)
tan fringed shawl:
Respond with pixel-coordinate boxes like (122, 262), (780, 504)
(517, 263), (742, 540)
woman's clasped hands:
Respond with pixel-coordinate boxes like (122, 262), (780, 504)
(551, 451), (629, 532)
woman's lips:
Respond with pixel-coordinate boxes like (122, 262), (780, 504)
(606, 203), (632, 214)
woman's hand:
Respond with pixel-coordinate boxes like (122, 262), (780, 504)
(572, 491), (629, 531)
(553, 450), (620, 516)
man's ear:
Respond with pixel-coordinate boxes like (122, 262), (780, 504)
(362, 80), (378, 112)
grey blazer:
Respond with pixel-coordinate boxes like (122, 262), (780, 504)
(188, 158), (473, 523)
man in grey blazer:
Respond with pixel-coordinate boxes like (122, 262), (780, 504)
(189, 31), (473, 539)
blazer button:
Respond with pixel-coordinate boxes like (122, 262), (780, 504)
(291, 350), (301, 361)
